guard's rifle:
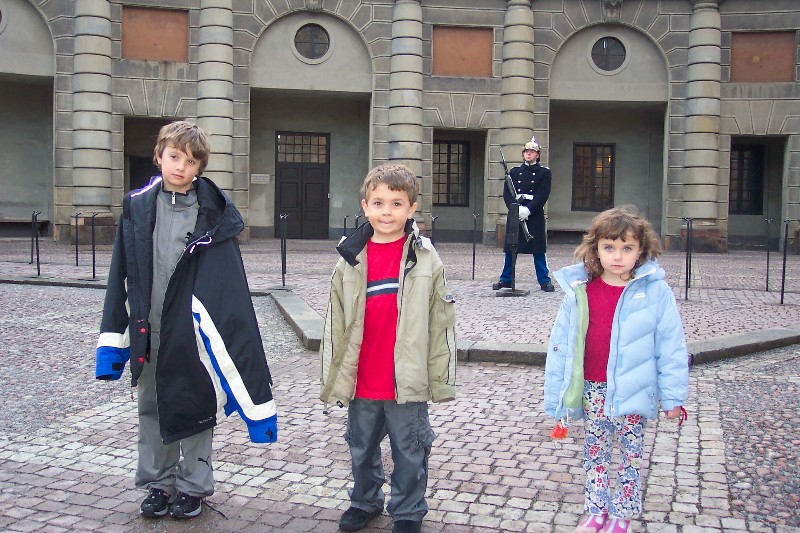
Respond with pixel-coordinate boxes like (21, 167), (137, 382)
(500, 148), (533, 242)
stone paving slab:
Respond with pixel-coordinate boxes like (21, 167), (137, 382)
(1, 283), (799, 532)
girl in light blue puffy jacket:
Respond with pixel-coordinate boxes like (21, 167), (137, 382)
(544, 206), (689, 533)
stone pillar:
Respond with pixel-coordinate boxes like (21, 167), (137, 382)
(388, 0), (424, 208)
(71, 0), (116, 242)
(497, 0), (534, 236)
(682, 0), (724, 251)
(197, 0), (234, 193)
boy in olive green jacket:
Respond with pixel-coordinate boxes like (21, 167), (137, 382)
(320, 163), (456, 533)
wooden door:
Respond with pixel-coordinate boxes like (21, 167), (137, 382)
(275, 132), (330, 239)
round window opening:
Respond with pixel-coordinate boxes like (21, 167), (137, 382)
(591, 37), (626, 72)
(294, 24), (330, 61)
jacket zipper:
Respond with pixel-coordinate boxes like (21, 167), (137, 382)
(393, 238), (415, 398)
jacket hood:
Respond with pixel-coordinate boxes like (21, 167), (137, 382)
(192, 176), (244, 243)
(336, 218), (421, 266)
(554, 258), (665, 295)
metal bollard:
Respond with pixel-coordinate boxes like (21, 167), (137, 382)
(91, 213), (99, 280)
(472, 214), (480, 280)
(354, 214), (362, 232)
(30, 211), (39, 264)
(683, 217), (693, 300)
(32, 211), (42, 276)
(780, 220), (790, 305)
(74, 212), (82, 266)
(431, 215), (439, 246)
(342, 215), (348, 238)
(765, 218), (772, 292)
(279, 213), (289, 287)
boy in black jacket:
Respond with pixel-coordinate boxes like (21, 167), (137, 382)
(95, 121), (277, 519)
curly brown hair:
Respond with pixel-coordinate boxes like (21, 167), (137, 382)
(361, 163), (419, 205)
(574, 205), (663, 281)
(153, 121), (211, 175)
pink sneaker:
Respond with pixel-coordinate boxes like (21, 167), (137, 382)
(575, 513), (607, 533)
(599, 517), (630, 533)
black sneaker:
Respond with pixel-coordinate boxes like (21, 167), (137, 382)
(393, 520), (422, 533)
(170, 492), (202, 518)
(540, 282), (555, 292)
(492, 280), (512, 290)
(339, 506), (382, 531)
(140, 488), (170, 517)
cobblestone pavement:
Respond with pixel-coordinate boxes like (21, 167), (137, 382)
(1, 280), (799, 532)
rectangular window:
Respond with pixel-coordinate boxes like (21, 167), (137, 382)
(572, 144), (614, 212)
(730, 32), (796, 83)
(432, 26), (493, 78)
(277, 133), (328, 164)
(433, 142), (469, 206)
(729, 145), (764, 215)
(122, 7), (189, 62)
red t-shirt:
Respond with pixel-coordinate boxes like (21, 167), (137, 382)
(584, 276), (625, 382)
(355, 236), (405, 400)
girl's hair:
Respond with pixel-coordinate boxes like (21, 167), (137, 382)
(575, 205), (663, 280)
(153, 121), (211, 175)
(361, 163), (419, 205)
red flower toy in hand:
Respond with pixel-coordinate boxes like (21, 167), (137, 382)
(550, 420), (569, 439)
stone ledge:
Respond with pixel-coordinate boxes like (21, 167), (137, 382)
(270, 289), (324, 352)
(688, 324), (800, 365)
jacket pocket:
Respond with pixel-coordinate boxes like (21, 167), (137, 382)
(436, 287), (457, 328)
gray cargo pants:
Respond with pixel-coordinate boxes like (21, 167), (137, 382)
(346, 398), (435, 521)
(134, 329), (214, 498)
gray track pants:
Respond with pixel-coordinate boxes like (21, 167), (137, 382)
(346, 398), (435, 521)
(134, 329), (214, 498)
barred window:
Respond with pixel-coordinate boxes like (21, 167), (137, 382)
(729, 145), (764, 215)
(433, 142), (469, 206)
(572, 144), (614, 211)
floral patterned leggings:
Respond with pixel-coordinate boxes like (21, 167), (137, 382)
(582, 380), (647, 519)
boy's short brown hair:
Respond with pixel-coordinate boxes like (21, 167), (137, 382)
(361, 163), (419, 205)
(153, 121), (212, 175)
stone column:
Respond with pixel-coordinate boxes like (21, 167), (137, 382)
(197, 0), (234, 193)
(682, 0), (724, 250)
(72, 0), (115, 241)
(388, 0), (425, 208)
(496, 0), (534, 238)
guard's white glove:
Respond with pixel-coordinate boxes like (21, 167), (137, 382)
(518, 205), (530, 221)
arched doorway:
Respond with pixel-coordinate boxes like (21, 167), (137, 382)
(249, 12), (373, 239)
(548, 24), (670, 237)
(0, 0), (54, 236)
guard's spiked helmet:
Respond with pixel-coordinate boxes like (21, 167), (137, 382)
(523, 136), (541, 153)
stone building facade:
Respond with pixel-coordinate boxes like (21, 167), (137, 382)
(1, 0), (798, 251)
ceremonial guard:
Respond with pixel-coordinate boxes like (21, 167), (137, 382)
(493, 137), (555, 292)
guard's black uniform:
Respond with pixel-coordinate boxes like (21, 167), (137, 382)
(503, 162), (551, 255)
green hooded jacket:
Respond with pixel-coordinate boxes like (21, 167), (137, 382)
(320, 220), (457, 406)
